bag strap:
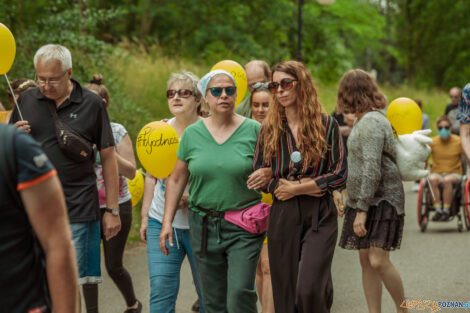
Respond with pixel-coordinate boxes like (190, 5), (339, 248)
(0, 124), (23, 208)
(46, 101), (94, 150)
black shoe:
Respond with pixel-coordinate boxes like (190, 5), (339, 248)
(439, 212), (450, 222)
(432, 212), (442, 221)
(191, 299), (200, 312)
(124, 300), (142, 313)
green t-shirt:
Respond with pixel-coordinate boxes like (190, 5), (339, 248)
(177, 118), (261, 214)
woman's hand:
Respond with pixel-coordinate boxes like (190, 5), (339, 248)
(139, 217), (148, 243)
(332, 190), (344, 217)
(177, 194), (189, 210)
(247, 168), (273, 190)
(274, 179), (297, 201)
(159, 221), (174, 256)
(353, 211), (368, 238)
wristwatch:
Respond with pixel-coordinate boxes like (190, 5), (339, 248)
(104, 207), (120, 216)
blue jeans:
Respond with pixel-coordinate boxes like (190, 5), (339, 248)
(147, 217), (205, 313)
(70, 221), (101, 285)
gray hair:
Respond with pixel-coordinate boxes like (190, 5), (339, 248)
(33, 44), (72, 71)
(167, 71), (202, 100)
(167, 71), (208, 114)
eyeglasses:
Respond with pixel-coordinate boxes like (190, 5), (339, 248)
(209, 86), (236, 97)
(249, 82), (270, 90)
(438, 126), (450, 130)
(450, 95), (460, 99)
(36, 71), (68, 86)
(268, 78), (297, 94)
(166, 89), (193, 99)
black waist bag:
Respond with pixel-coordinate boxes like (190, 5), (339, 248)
(47, 103), (95, 163)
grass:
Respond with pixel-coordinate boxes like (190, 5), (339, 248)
(105, 47), (450, 243)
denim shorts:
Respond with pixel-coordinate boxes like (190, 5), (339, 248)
(70, 221), (102, 285)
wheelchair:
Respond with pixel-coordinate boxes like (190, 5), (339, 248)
(417, 174), (470, 232)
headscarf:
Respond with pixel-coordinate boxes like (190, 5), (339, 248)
(197, 69), (236, 100)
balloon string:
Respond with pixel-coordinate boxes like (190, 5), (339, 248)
(4, 73), (24, 121)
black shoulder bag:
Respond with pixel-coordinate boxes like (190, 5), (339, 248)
(47, 102), (95, 163)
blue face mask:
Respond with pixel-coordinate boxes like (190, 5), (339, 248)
(438, 127), (451, 139)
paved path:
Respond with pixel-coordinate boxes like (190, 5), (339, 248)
(96, 182), (470, 313)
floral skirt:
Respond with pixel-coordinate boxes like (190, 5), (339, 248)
(339, 201), (404, 251)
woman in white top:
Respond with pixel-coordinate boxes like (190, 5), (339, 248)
(139, 71), (205, 313)
(88, 74), (142, 313)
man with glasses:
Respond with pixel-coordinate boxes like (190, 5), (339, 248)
(235, 60), (271, 118)
(428, 115), (464, 221)
(445, 87), (462, 135)
(10, 44), (120, 313)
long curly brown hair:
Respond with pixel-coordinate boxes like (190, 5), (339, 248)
(336, 69), (387, 114)
(261, 61), (326, 167)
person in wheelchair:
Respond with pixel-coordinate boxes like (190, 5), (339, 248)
(429, 115), (465, 221)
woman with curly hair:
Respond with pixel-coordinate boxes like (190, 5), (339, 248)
(337, 69), (406, 313)
(252, 60), (347, 313)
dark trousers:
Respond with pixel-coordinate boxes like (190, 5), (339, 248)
(100, 200), (137, 307)
(268, 195), (338, 313)
(189, 211), (265, 313)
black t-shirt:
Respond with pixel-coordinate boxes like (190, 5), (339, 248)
(332, 111), (349, 145)
(0, 127), (55, 312)
(10, 79), (114, 222)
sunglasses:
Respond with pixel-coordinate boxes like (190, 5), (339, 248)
(249, 82), (270, 90)
(438, 126), (450, 130)
(268, 78), (297, 93)
(166, 89), (193, 99)
(209, 86), (236, 97)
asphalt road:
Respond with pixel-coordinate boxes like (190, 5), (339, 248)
(95, 182), (470, 313)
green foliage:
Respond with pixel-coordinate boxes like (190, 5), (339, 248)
(392, 0), (470, 88)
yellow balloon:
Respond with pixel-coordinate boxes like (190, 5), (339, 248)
(261, 192), (273, 205)
(127, 169), (144, 206)
(0, 110), (11, 123)
(0, 23), (16, 75)
(211, 60), (247, 108)
(136, 121), (179, 178)
(386, 97), (422, 135)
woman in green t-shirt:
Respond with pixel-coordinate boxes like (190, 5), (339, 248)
(159, 69), (271, 313)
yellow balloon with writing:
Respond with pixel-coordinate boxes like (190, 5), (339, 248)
(136, 121), (179, 178)
(0, 23), (16, 75)
(262, 192), (273, 205)
(386, 97), (422, 135)
(127, 169), (144, 206)
(211, 60), (247, 108)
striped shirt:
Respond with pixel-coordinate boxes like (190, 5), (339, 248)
(253, 114), (347, 194)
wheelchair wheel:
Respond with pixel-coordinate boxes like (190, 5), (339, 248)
(463, 180), (470, 231)
(417, 180), (429, 232)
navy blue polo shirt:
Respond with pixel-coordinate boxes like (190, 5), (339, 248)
(0, 127), (56, 312)
(10, 78), (114, 222)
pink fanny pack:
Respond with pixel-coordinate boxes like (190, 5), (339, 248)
(224, 202), (271, 234)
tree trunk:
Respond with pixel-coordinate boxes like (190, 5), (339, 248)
(405, 0), (415, 86)
(140, 0), (153, 39)
(77, 0), (87, 35)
